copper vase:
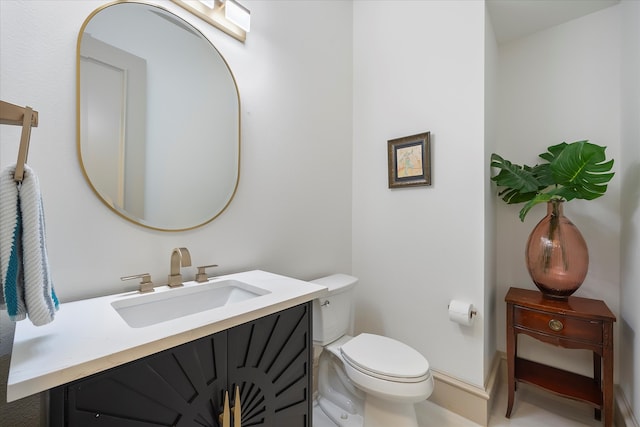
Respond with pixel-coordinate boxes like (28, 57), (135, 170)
(525, 200), (589, 299)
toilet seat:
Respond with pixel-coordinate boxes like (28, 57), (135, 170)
(340, 333), (430, 383)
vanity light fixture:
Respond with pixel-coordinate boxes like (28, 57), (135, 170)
(172, 0), (250, 42)
(224, 0), (250, 32)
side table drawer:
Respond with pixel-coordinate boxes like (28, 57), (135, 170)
(514, 306), (602, 343)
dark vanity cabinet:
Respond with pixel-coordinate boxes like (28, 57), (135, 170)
(50, 303), (312, 427)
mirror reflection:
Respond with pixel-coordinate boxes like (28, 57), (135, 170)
(78, 2), (240, 231)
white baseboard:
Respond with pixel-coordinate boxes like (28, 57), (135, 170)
(428, 353), (502, 426)
(615, 385), (639, 427)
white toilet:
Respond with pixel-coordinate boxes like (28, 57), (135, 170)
(310, 274), (434, 427)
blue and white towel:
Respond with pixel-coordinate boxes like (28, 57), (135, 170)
(0, 164), (58, 326)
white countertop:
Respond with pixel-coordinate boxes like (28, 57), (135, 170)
(7, 270), (327, 402)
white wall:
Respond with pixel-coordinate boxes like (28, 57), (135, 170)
(0, 0), (353, 422)
(494, 5), (622, 378)
(484, 4), (498, 382)
(352, 0), (488, 388)
(619, 0), (640, 419)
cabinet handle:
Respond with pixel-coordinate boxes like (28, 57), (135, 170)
(218, 387), (241, 427)
(548, 319), (564, 332)
(219, 390), (231, 427)
(234, 385), (242, 427)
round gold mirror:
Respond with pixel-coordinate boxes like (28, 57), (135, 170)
(77, 1), (240, 231)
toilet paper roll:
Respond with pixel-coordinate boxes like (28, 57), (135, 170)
(448, 300), (474, 326)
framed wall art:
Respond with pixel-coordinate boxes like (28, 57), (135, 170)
(387, 131), (431, 188)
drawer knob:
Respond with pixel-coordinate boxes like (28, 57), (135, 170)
(549, 319), (564, 331)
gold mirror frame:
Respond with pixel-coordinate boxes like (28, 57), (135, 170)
(76, 1), (241, 232)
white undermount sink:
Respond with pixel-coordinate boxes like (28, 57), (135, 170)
(111, 279), (270, 328)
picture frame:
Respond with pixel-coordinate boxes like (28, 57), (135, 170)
(387, 131), (431, 188)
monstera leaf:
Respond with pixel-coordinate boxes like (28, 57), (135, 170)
(491, 140), (614, 221)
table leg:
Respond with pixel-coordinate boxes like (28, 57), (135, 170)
(603, 323), (614, 427)
(506, 304), (515, 418)
(593, 352), (602, 421)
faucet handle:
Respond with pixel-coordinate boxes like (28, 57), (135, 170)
(121, 273), (154, 293)
(196, 264), (218, 283)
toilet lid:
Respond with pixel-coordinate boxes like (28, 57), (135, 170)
(340, 333), (430, 382)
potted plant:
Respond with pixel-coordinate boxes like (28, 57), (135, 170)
(490, 140), (615, 298)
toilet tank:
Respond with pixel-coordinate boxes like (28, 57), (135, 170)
(309, 274), (358, 345)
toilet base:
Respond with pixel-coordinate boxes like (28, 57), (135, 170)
(313, 399), (347, 427)
(363, 395), (419, 427)
(314, 394), (420, 427)
(315, 396), (363, 427)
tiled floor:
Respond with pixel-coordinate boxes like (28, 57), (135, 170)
(315, 380), (611, 426)
(489, 382), (608, 426)
(418, 380), (609, 427)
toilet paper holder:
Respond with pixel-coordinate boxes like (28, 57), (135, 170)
(447, 303), (478, 318)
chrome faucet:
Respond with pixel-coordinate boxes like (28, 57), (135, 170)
(168, 247), (192, 287)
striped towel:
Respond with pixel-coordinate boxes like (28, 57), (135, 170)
(0, 164), (58, 326)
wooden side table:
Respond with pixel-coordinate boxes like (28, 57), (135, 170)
(505, 287), (616, 426)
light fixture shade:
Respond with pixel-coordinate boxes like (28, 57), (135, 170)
(225, 0), (250, 32)
(172, 0), (247, 42)
(198, 0), (215, 8)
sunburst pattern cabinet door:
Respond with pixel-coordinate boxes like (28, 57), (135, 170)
(63, 331), (228, 426)
(227, 303), (312, 427)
